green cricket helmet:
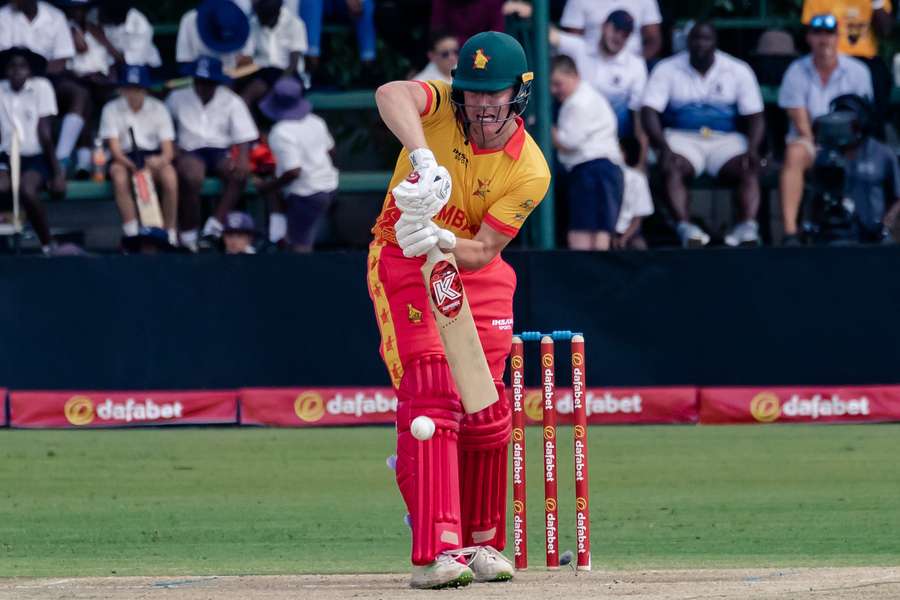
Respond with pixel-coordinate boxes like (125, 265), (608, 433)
(451, 31), (534, 120)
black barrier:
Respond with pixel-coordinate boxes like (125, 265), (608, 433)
(0, 247), (898, 390)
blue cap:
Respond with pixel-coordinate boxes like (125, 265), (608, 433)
(809, 13), (838, 32)
(606, 9), (635, 34)
(196, 0), (251, 53)
(117, 64), (153, 89)
(186, 56), (231, 84)
(224, 211), (256, 234)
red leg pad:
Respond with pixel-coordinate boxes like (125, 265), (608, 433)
(458, 380), (511, 549)
(395, 355), (464, 565)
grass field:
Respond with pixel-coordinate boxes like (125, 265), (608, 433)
(1, 425), (899, 577)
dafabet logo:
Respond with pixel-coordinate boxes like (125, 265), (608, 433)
(64, 395), (184, 425)
(750, 391), (871, 422)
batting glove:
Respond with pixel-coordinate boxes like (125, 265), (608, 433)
(395, 214), (456, 257)
(392, 166), (452, 219)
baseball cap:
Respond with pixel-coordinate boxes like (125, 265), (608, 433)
(809, 13), (838, 33)
(223, 211), (257, 235)
(606, 9), (635, 34)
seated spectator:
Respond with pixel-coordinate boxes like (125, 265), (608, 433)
(550, 55), (623, 251)
(641, 21), (765, 247)
(176, 0), (253, 71)
(412, 29), (457, 84)
(99, 65), (178, 245)
(57, 0), (116, 177)
(166, 56), (259, 251)
(256, 77), (337, 252)
(804, 95), (900, 243)
(300, 0), (375, 75)
(778, 13), (874, 243)
(96, 1), (163, 70)
(802, 0), (892, 134)
(0, 47), (66, 254)
(552, 10), (648, 139)
(430, 0), (504, 47)
(222, 211), (258, 254)
(241, 0), (308, 108)
(614, 136), (654, 249)
(559, 0), (662, 61)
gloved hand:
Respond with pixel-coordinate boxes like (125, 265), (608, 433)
(395, 213), (457, 258)
(392, 165), (452, 219)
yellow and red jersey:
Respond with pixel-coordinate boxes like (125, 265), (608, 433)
(372, 80), (551, 245)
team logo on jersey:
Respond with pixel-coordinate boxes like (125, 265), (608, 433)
(473, 49), (490, 70)
(407, 303), (423, 324)
(474, 178), (491, 200)
(429, 261), (464, 318)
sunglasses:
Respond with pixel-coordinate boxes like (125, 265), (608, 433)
(437, 48), (460, 58)
(809, 13), (837, 32)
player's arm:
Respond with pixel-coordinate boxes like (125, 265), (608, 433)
(375, 81), (430, 151)
(451, 225), (513, 271)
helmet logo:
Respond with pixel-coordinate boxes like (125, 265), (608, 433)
(473, 48), (490, 70)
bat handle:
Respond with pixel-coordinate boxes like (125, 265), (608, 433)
(426, 246), (445, 264)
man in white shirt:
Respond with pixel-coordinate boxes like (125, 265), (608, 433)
(176, 0), (253, 71)
(100, 65), (178, 245)
(167, 56), (259, 250)
(97, 2), (163, 68)
(550, 55), (624, 251)
(641, 21), (765, 247)
(0, 0), (84, 171)
(0, 47), (65, 252)
(411, 29), (457, 84)
(256, 76), (338, 252)
(240, 0), (308, 108)
(552, 10), (648, 139)
(560, 0), (662, 60)
(777, 13), (874, 243)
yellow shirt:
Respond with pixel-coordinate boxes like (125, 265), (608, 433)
(372, 80), (551, 245)
(802, 0), (891, 58)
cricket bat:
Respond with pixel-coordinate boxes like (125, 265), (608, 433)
(129, 128), (164, 228)
(422, 246), (498, 414)
(10, 126), (21, 252)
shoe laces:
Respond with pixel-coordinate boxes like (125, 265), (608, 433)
(444, 545), (506, 567)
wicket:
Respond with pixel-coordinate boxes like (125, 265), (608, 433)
(510, 330), (591, 571)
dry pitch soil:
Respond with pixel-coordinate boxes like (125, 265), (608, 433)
(2, 568), (899, 599)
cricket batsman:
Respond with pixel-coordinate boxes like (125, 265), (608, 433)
(367, 31), (551, 588)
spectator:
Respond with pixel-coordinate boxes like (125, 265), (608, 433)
(801, 0), (892, 132)
(96, 1), (163, 69)
(241, 0), (308, 108)
(222, 211), (258, 253)
(614, 136), (653, 249)
(256, 77), (337, 252)
(412, 29), (457, 84)
(641, 21), (765, 247)
(0, 47), (65, 254)
(550, 55), (623, 251)
(559, 0), (662, 61)
(430, 0), (504, 47)
(300, 0), (375, 75)
(0, 1), (84, 173)
(57, 0), (115, 178)
(99, 65), (178, 245)
(778, 13), (874, 243)
(166, 56), (259, 251)
(551, 10), (648, 139)
(176, 0), (253, 71)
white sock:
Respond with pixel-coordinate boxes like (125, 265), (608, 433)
(180, 229), (198, 251)
(76, 147), (92, 171)
(56, 114), (85, 161)
(202, 217), (224, 237)
(269, 213), (287, 243)
(122, 220), (139, 237)
(167, 228), (177, 246)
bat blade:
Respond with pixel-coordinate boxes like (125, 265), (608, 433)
(421, 247), (498, 414)
(132, 168), (164, 228)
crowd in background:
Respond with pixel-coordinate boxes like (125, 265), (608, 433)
(0, 0), (896, 254)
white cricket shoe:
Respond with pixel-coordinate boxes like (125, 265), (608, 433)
(453, 546), (515, 582)
(409, 553), (474, 589)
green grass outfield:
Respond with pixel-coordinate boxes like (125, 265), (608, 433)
(1, 425), (899, 576)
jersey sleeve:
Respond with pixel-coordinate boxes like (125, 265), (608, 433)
(483, 172), (550, 238)
(736, 62), (764, 115)
(641, 62), (671, 113)
(417, 79), (453, 127)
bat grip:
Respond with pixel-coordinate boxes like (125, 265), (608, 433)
(426, 246), (444, 263)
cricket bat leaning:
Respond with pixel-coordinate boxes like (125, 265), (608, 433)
(421, 246), (498, 414)
(10, 127), (20, 235)
(128, 128), (164, 228)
